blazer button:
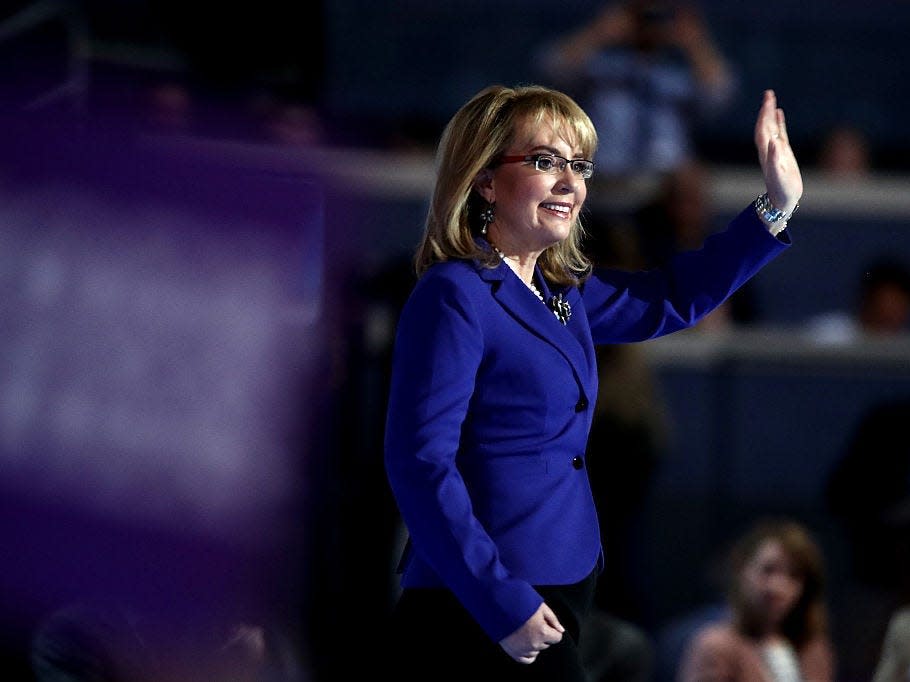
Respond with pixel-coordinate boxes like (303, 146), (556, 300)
(575, 397), (588, 412)
(572, 456), (584, 470)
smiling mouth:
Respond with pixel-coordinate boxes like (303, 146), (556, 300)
(540, 202), (572, 218)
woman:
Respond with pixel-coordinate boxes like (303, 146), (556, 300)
(678, 519), (835, 682)
(384, 84), (801, 679)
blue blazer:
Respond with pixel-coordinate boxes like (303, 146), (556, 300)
(384, 206), (789, 642)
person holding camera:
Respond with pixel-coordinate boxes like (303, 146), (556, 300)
(539, 0), (736, 177)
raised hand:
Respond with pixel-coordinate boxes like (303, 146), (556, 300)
(754, 89), (803, 215)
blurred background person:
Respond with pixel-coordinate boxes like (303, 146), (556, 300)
(825, 397), (910, 681)
(855, 260), (910, 335)
(816, 124), (872, 179)
(633, 159), (761, 332)
(579, 608), (656, 682)
(872, 606), (910, 682)
(586, 342), (670, 620)
(826, 397), (910, 597)
(677, 518), (835, 682)
(804, 257), (910, 344)
(538, 0), (736, 178)
(635, 160), (716, 265)
(580, 159), (759, 336)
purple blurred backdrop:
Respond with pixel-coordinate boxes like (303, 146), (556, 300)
(0, 109), (325, 675)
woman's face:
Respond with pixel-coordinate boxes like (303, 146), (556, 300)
(481, 116), (587, 256)
(740, 538), (804, 632)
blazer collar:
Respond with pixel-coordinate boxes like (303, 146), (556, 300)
(476, 258), (593, 386)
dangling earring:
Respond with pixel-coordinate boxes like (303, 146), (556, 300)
(480, 202), (495, 235)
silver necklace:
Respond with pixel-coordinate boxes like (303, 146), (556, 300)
(491, 246), (544, 302)
(488, 243), (571, 324)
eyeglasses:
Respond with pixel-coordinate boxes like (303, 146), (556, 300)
(497, 153), (595, 179)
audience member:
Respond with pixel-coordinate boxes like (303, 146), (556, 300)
(804, 258), (910, 344)
(576, 341), (666, 682)
(538, 0), (736, 177)
(580, 608), (656, 682)
(677, 518), (835, 682)
(581, 200), (671, 624)
(576, 227), (669, 682)
(872, 606), (910, 682)
(826, 398), (910, 596)
(856, 260), (910, 334)
(635, 160), (713, 262)
(634, 160), (761, 331)
(817, 124), (872, 179)
(586, 341), (669, 619)
(824, 397), (910, 681)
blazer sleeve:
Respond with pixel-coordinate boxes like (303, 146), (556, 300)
(383, 271), (543, 643)
(582, 204), (790, 344)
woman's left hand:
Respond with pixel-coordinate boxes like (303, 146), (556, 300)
(754, 89), (802, 215)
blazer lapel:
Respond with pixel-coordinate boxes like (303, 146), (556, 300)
(478, 261), (593, 388)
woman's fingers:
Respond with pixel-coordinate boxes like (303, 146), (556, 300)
(755, 90), (778, 166)
(541, 603), (565, 633)
(776, 107), (789, 144)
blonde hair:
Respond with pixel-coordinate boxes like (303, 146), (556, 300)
(414, 84), (598, 286)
